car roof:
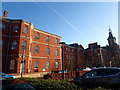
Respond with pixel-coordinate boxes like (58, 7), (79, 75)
(91, 67), (120, 71)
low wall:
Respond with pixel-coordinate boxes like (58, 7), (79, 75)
(9, 72), (49, 78)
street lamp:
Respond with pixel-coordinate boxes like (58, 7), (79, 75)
(20, 42), (26, 78)
(109, 61), (112, 67)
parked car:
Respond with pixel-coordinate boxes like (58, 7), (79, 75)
(73, 67), (120, 89)
(0, 72), (16, 80)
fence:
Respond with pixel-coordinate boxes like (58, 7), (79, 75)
(43, 71), (87, 80)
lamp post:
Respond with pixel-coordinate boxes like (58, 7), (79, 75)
(109, 61), (112, 67)
(20, 42), (26, 78)
(100, 48), (104, 67)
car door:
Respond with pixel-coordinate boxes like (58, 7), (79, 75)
(82, 70), (103, 87)
(102, 69), (120, 87)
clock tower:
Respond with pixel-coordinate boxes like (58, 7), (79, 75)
(107, 28), (116, 46)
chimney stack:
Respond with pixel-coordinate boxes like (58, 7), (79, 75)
(3, 10), (8, 18)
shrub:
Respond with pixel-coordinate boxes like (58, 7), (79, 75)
(19, 78), (113, 90)
(19, 78), (77, 89)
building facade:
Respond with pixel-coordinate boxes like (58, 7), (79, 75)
(1, 10), (120, 75)
(85, 28), (120, 68)
(60, 43), (85, 71)
(1, 10), (62, 74)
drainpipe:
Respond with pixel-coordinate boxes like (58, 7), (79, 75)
(5, 22), (12, 73)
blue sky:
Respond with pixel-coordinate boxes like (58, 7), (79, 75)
(2, 2), (118, 48)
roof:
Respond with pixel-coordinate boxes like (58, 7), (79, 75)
(0, 17), (61, 38)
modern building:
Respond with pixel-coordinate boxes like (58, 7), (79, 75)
(1, 10), (62, 74)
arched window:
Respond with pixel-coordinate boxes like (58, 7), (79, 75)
(36, 33), (40, 39)
(12, 41), (17, 50)
(23, 26), (28, 33)
(35, 46), (39, 53)
(56, 49), (59, 56)
(10, 60), (15, 70)
(0, 22), (5, 30)
(13, 25), (19, 32)
(56, 62), (59, 69)
(34, 61), (39, 69)
(46, 48), (50, 55)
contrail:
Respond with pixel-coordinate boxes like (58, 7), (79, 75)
(33, 1), (81, 33)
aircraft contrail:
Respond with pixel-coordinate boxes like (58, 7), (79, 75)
(33, 1), (81, 33)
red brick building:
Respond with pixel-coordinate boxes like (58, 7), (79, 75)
(85, 28), (120, 68)
(1, 10), (62, 74)
(60, 43), (85, 71)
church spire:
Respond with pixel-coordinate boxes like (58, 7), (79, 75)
(107, 28), (116, 46)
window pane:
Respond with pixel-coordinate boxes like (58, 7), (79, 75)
(22, 41), (27, 50)
(56, 49), (59, 56)
(56, 62), (59, 68)
(0, 22), (5, 30)
(36, 33), (40, 39)
(46, 36), (50, 42)
(13, 25), (19, 32)
(46, 62), (50, 69)
(35, 46), (39, 53)
(12, 41), (17, 50)
(55, 39), (58, 44)
(34, 61), (38, 69)
(24, 26), (28, 33)
(0, 40), (3, 48)
(10, 60), (15, 70)
(103, 69), (120, 76)
(46, 48), (50, 55)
